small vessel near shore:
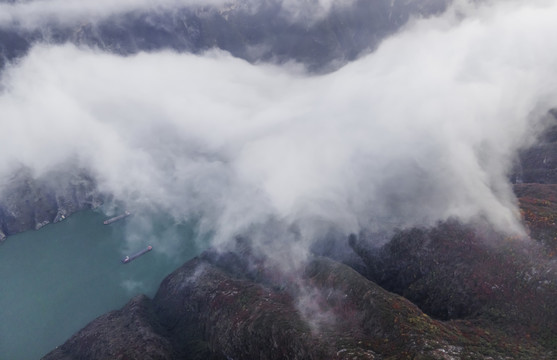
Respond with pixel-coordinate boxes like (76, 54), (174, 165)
(103, 211), (131, 225)
(121, 245), (153, 264)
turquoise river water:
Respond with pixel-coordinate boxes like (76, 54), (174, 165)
(0, 209), (207, 359)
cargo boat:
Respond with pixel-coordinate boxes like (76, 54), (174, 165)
(103, 211), (131, 225)
(121, 245), (153, 264)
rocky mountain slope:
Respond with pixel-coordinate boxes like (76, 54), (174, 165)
(513, 109), (557, 184)
(351, 217), (557, 351)
(43, 249), (552, 359)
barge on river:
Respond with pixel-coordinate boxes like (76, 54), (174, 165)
(103, 211), (131, 225)
(121, 245), (153, 264)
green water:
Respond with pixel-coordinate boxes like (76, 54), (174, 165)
(0, 209), (206, 359)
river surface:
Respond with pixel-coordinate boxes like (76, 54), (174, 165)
(0, 209), (207, 359)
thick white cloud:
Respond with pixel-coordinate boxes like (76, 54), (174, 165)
(1, 0), (557, 249)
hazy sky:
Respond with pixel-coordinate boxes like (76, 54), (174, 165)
(1, 0), (556, 253)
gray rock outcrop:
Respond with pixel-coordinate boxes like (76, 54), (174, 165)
(0, 166), (103, 239)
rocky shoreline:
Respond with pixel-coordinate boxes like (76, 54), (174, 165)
(0, 167), (103, 243)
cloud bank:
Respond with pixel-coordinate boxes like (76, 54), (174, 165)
(1, 0), (557, 252)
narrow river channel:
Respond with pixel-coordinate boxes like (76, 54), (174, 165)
(0, 209), (206, 359)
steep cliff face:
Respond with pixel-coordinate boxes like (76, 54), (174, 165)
(513, 109), (557, 184)
(0, 167), (102, 241)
